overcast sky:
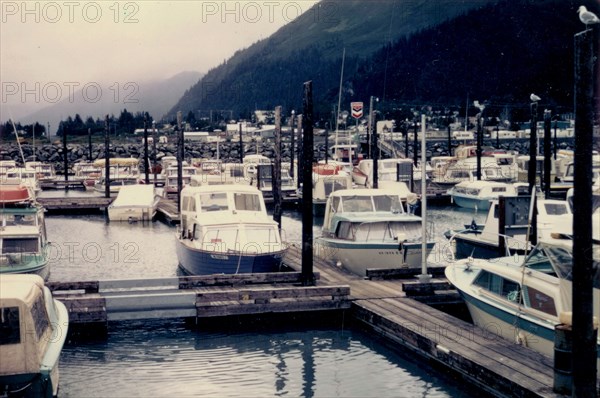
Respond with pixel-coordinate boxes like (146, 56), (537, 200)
(1, 0), (318, 118)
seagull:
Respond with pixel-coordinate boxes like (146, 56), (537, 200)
(530, 93), (541, 102)
(578, 6), (600, 27)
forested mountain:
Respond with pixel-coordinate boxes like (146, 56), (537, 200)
(170, 0), (598, 123)
(170, 0), (497, 119)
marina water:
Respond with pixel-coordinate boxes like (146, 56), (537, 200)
(44, 192), (487, 397)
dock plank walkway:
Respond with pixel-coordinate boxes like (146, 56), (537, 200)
(284, 244), (562, 397)
(38, 196), (113, 210)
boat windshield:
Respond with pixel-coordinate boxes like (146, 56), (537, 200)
(340, 195), (402, 213)
(526, 244), (600, 289)
(2, 237), (39, 253)
(234, 193), (261, 211)
(199, 192), (229, 212)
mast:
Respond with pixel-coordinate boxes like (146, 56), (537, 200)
(334, 48), (346, 157)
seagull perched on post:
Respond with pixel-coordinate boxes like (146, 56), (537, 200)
(578, 6), (600, 27)
(530, 93), (541, 102)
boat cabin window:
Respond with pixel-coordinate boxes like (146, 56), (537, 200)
(473, 270), (522, 303)
(523, 286), (557, 316)
(199, 193), (228, 212)
(341, 196), (373, 212)
(491, 187), (507, 193)
(234, 193), (261, 211)
(340, 195), (399, 212)
(2, 237), (39, 253)
(182, 196), (196, 212)
(324, 180), (348, 196)
(448, 170), (471, 179)
(335, 221), (354, 240)
(524, 246), (554, 274)
(330, 196), (341, 213)
(31, 295), (49, 339)
(0, 307), (21, 345)
(541, 203), (569, 216)
(496, 158), (513, 165)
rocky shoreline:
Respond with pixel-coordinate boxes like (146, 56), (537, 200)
(0, 137), (582, 173)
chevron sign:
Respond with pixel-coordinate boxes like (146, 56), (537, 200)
(351, 102), (363, 119)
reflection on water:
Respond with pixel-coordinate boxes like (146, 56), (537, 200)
(46, 204), (486, 397)
(59, 319), (472, 398)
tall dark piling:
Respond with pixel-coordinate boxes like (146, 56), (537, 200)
(413, 119), (418, 166)
(272, 106), (282, 232)
(63, 123), (68, 182)
(476, 111), (483, 180)
(152, 121), (157, 185)
(296, 115), (303, 191)
(239, 123), (243, 164)
(528, 101), (538, 194)
(143, 113), (150, 184)
(88, 128), (92, 160)
(104, 115), (110, 199)
(371, 113), (379, 189)
(290, 111), (295, 177)
(571, 25), (598, 397)
(301, 81), (315, 286)
(177, 111), (183, 212)
(543, 110), (552, 198)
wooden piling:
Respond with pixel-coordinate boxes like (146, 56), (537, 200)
(301, 81), (315, 286)
(63, 123), (69, 182)
(239, 122), (243, 164)
(143, 113), (150, 184)
(528, 102), (538, 194)
(572, 26), (598, 396)
(104, 115), (110, 199)
(543, 110), (552, 199)
(273, 106), (282, 231)
(176, 111), (183, 213)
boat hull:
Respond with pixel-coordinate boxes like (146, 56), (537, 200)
(0, 256), (50, 281)
(457, 288), (600, 375)
(451, 195), (492, 211)
(176, 238), (287, 275)
(314, 238), (435, 276)
(108, 207), (156, 222)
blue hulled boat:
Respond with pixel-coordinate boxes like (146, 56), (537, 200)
(176, 183), (288, 275)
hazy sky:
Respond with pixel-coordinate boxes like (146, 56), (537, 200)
(0, 0), (318, 117)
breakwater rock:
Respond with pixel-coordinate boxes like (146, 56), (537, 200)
(0, 137), (582, 173)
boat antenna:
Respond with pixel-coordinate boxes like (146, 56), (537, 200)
(9, 117), (26, 166)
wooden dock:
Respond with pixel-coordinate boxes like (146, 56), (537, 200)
(48, 245), (573, 397)
(38, 196), (113, 211)
(40, 180), (87, 190)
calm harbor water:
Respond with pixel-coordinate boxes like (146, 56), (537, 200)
(43, 196), (488, 397)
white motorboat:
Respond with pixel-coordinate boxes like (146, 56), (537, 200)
(176, 184), (288, 275)
(445, 239), (600, 375)
(447, 180), (518, 211)
(108, 184), (161, 222)
(0, 274), (69, 397)
(315, 188), (435, 276)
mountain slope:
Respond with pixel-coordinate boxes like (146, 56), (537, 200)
(21, 71), (202, 134)
(170, 0), (496, 119)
